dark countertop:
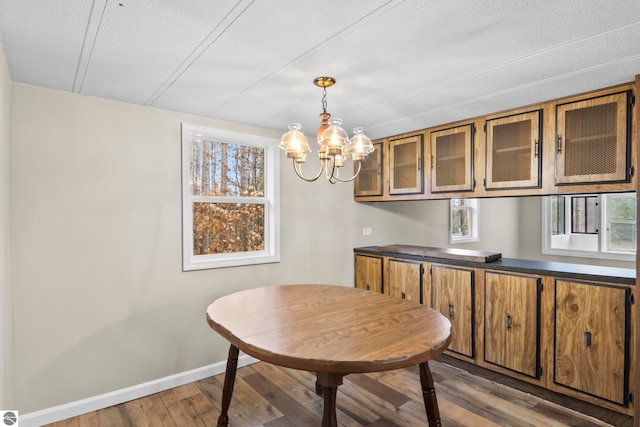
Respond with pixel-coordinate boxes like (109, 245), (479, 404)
(354, 245), (636, 285)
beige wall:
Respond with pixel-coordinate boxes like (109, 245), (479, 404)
(8, 83), (634, 413)
(0, 43), (13, 409)
(9, 84), (424, 413)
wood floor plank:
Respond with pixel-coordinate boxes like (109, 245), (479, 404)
(345, 373), (411, 408)
(243, 371), (320, 426)
(43, 359), (625, 426)
(176, 384), (219, 425)
(251, 361), (321, 406)
(158, 387), (206, 426)
(95, 405), (130, 426)
(336, 373), (430, 426)
(223, 375), (281, 426)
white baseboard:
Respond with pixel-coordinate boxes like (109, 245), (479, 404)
(20, 354), (259, 427)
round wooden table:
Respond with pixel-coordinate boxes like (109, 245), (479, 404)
(206, 284), (452, 427)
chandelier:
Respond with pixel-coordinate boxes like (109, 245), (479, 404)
(279, 76), (375, 183)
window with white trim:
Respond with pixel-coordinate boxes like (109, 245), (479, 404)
(181, 123), (280, 271)
(542, 193), (636, 261)
(450, 198), (479, 244)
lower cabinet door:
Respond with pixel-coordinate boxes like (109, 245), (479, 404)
(354, 255), (383, 293)
(387, 258), (422, 303)
(431, 264), (474, 357)
(554, 279), (629, 405)
(484, 271), (541, 378)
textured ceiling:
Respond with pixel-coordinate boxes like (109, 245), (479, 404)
(1, 0), (639, 140)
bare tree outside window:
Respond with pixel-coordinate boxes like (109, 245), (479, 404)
(189, 139), (265, 255)
(182, 124), (279, 270)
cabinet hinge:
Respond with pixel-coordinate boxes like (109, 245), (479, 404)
(429, 266), (432, 275)
(629, 392), (633, 403)
(483, 178), (487, 189)
(483, 123), (487, 132)
(472, 123), (476, 135)
(537, 280), (543, 293)
(537, 366), (543, 377)
(630, 165), (635, 177)
(628, 292), (634, 305)
(630, 94), (635, 107)
(473, 179), (476, 190)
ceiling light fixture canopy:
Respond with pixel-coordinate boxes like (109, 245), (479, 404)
(279, 76), (375, 183)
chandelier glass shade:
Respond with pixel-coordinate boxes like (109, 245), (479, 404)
(279, 77), (375, 183)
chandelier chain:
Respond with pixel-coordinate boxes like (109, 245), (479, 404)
(321, 87), (328, 113)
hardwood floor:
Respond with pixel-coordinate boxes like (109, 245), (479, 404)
(45, 358), (631, 426)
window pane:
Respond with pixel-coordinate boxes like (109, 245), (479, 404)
(609, 196), (636, 222)
(609, 223), (636, 251)
(586, 197), (598, 233)
(193, 203), (265, 255)
(451, 207), (470, 238)
(571, 196), (598, 234)
(572, 197), (586, 233)
(189, 139), (264, 197)
(551, 196), (565, 235)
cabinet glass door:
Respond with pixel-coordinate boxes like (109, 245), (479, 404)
(485, 110), (541, 190)
(431, 124), (474, 193)
(354, 141), (383, 197)
(556, 92), (630, 184)
(389, 135), (423, 195)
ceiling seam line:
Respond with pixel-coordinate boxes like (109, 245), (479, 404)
(340, 20), (640, 118)
(366, 54), (640, 133)
(204, 0), (402, 117)
(144, 0), (255, 106)
(73, 0), (108, 93)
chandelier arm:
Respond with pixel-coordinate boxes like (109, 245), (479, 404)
(325, 157), (340, 184)
(331, 161), (362, 183)
(293, 159), (324, 182)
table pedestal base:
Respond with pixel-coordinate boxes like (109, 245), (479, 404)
(315, 372), (344, 427)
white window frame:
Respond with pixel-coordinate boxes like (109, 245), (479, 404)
(181, 123), (280, 271)
(541, 193), (635, 262)
(449, 198), (479, 244)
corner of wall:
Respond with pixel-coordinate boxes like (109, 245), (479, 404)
(0, 39), (15, 409)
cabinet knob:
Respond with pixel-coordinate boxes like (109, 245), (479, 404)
(584, 330), (592, 347)
(401, 292), (406, 300)
(506, 314), (513, 330)
(448, 303), (454, 318)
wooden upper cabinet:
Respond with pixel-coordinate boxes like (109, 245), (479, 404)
(484, 271), (541, 378)
(556, 91), (631, 185)
(554, 279), (630, 405)
(430, 124), (474, 193)
(485, 110), (541, 190)
(354, 254), (383, 293)
(386, 258), (422, 303)
(389, 135), (423, 195)
(354, 141), (383, 197)
(431, 264), (474, 358)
